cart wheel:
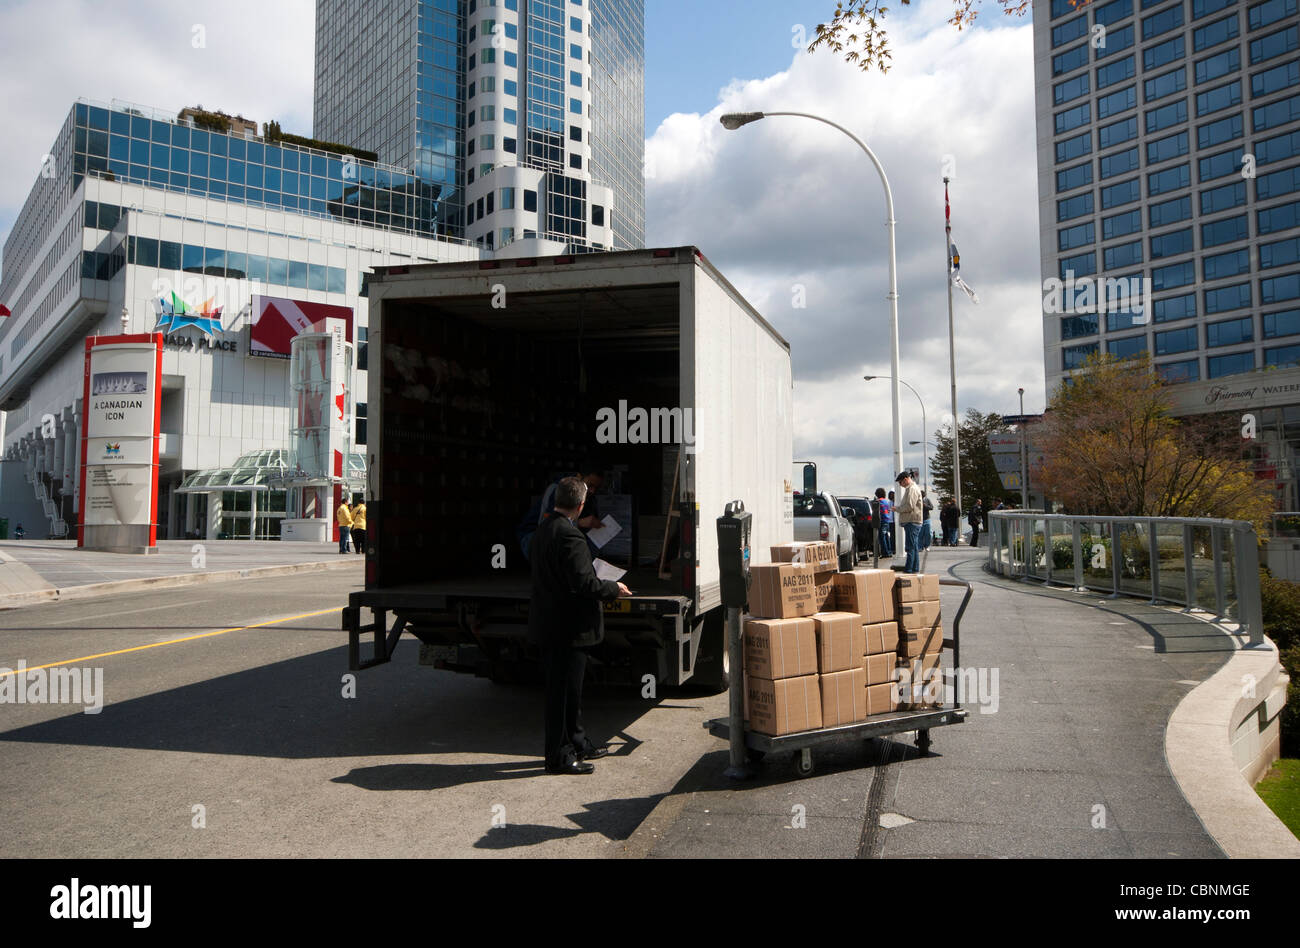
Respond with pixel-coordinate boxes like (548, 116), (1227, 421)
(915, 729), (932, 756)
(747, 748), (766, 766)
(793, 747), (816, 778)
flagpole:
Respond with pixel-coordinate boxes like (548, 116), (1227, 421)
(945, 176), (963, 530)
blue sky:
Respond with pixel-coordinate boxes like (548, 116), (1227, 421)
(645, 0), (828, 129)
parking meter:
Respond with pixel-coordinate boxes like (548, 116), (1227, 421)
(716, 500), (752, 608)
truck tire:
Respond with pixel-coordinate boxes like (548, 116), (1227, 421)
(839, 549), (852, 571)
(688, 612), (730, 694)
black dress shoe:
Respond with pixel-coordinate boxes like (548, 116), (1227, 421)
(578, 743), (610, 760)
(545, 758), (595, 775)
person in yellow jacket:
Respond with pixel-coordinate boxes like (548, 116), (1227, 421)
(350, 501), (367, 555)
(336, 500), (353, 554)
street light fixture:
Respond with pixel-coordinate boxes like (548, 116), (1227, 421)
(722, 110), (904, 481)
(865, 374), (925, 496)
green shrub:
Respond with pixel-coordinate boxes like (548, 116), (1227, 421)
(1259, 570), (1300, 756)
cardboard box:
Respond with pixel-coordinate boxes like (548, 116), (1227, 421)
(748, 563), (818, 618)
(747, 674), (822, 736)
(812, 612), (865, 673)
(895, 657), (945, 709)
(770, 541), (836, 571)
(865, 652), (895, 685)
(864, 621), (901, 656)
(897, 598), (941, 632)
(898, 621), (944, 658)
(820, 667), (867, 726)
(865, 682), (898, 716)
(893, 573), (940, 603)
(833, 569), (896, 623)
(743, 617), (818, 679)
(812, 570), (838, 611)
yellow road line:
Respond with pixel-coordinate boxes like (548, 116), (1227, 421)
(0, 607), (342, 677)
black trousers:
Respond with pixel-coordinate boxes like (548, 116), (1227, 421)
(351, 527), (366, 553)
(542, 642), (588, 766)
(970, 523), (981, 547)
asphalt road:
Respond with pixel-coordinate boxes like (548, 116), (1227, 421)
(0, 573), (725, 857)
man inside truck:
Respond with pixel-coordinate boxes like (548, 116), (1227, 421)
(517, 466), (605, 560)
(529, 476), (631, 775)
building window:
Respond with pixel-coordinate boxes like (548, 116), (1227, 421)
(1061, 314), (1099, 339)
(1145, 99), (1188, 133)
(503, 137), (517, 154)
(1262, 272), (1300, 303)
(1199, 146), (1244, 181)
(1144, 66), (1187, 101)
(1203, 247), (1252, 279)
(481, 76), (496, 93)
(1153, 292), (1198, 322)
(1142, 4), (1184, 40)
(1097, 24), (1135, 58)
(1194, 46), (1240, 83)
(501, 187), (515, 209)
(1144, 37), (1184, 72)
(1205, 280), (1253, 315)
(1201, 179), (1246, 213)
(1249, 26), (1299, 64)
(1148, 194), (1191, 228)
(1192, 14), (1240, 52)
(1063, 343), (1100, 369)
(1097, 56), (1137, 89)
(1149, 228), (1194, 259)
(569, 153), (582, 169)
(1054, 44), (1090, 76)
(1206, 315), (1254, 346)
(1207, 351), (1255, 376)
(1148, 162), (1190, 194)
(1059, 221), (1095, 251)
(1101, 176), (1141, 208)
(1099, 115), (1138, 149)
(1263, 307), (1300, 338)
(1108, 334), (1149, 359)
(1265, 344), (1300, 367)
(1097, 85), (1137, 118)
(1155, 326), (1199, 354)
(1157, 359), (1200, 382)
(1105, 240), (1144, 268)
(1197, 113), (1243, 148)
(524, 189), (537, 212)
(1059, 191), (1096, 220)
(1104, 207), (1142, 238)
(481, 105), (496, 121)
(1057, 161), (1094, 192)
(1261, 236), (1300, 269)
(1252, 60), (1300, 98)
(501, 227), (515, 245)
(1056, 102), (1091, 134)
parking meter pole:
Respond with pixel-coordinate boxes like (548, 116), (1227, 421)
(723, 605), (749, 779)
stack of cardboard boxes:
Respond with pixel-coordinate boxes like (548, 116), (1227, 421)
(743, 545), (945, 736)
(894, 573), (944, 709)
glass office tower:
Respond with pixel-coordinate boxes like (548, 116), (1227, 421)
(313, 0), (644, 251)
(1036, 0), (1300, 392)
(1033, 0), (1300, 506)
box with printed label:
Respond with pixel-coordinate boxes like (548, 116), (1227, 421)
(897, 598), (941, 631)
(746, 674), (822, 736)
(820, 667), (867, 726)
(812, 612), (865, 673)
(812, 570), (837, 611)
(770, 541), (837, 571)
(865, 682), (898, 716)
(864, 621), (901, 655)
(893, 573), (940, 603)
(898, 620), (944, 658)
(743, 617), (818, 679)
(748, 563), (818, 618)
(833, 569), (896, 623)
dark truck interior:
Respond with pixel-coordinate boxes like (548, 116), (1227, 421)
(376, 282), (687, 597)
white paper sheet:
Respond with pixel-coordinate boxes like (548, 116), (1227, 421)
(585, 514), (622, 549)
(592, 557), (627, 582)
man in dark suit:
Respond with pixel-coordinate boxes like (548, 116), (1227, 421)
(529, 476), (630, 775)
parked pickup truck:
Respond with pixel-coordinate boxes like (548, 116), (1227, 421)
(793, 490), (858, 570)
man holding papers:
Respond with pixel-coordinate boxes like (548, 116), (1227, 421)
(529, 476), (631, 775)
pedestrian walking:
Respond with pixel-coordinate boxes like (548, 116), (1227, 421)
(968, 499), (984, 548)
(350, 500), (367, 554)
(875, 488), (894, 557)
(336, 499), (353, 554)
(920, 490), (934, 550)
(529, 477), (631, 775)
(940, 498), (960, 546)
(896, 471), (923, 574)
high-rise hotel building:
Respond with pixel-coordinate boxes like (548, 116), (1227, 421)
(1034, 0), (1300, 505)
(313, 0), (645, 253)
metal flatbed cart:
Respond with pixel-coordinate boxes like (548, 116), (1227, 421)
(706, 577), (973, 779)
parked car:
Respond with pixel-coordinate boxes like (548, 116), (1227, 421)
(793, 490), (857, 570)
(837, 495), (874, 555)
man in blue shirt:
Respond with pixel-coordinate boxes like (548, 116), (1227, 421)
(875, 487), (894, 557)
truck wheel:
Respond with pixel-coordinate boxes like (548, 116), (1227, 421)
(688, 613), (730, 694)
(839, 550), (852, 571)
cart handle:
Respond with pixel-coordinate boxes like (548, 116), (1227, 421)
(938, 577), (972, 710)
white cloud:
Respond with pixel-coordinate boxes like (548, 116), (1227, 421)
(0, 0), (315, 252)
(646, 0), (1044, 500)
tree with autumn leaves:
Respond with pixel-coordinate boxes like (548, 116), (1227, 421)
(1036, 354), (1275, 529)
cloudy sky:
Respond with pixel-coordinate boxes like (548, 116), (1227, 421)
(0, 0), (1045, 499)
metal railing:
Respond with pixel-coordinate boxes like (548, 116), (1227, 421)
(987, 511), (1264, 646)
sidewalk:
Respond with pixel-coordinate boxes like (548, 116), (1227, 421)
(0, 539), (361, 608)
(624, 547), (1248, 859)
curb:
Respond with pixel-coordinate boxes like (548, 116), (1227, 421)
(1164, 627), (1300, 859)
(0, 558), (362, 611)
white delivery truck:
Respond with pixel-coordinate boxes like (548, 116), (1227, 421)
(343, 247), (794, 691)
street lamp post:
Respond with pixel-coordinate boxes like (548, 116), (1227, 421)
(866, 374), (925, 493)
(722, 111), (903, 481)
(1018, 387), (1029, 509)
